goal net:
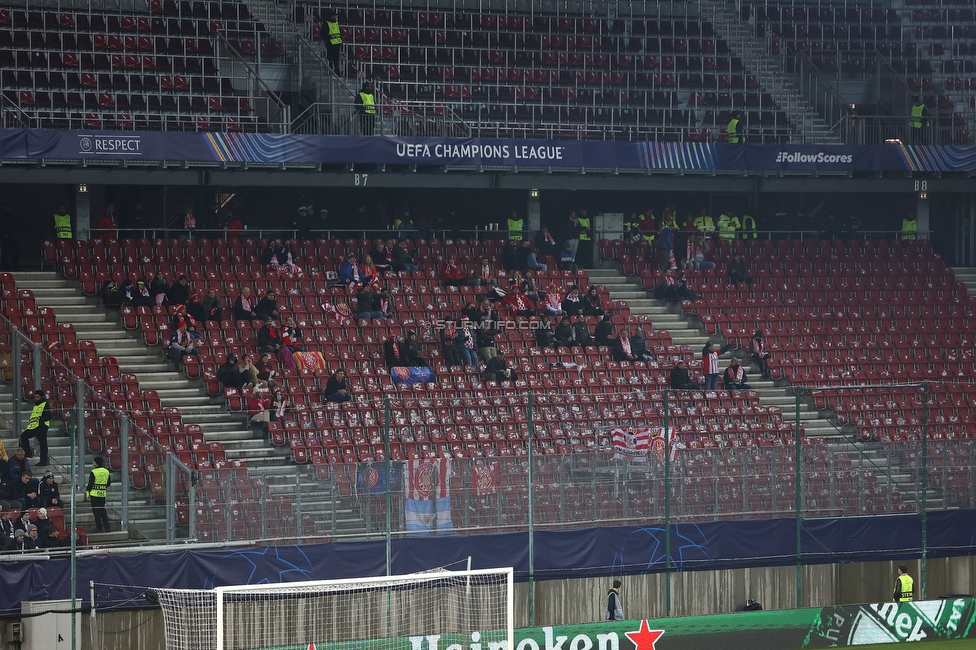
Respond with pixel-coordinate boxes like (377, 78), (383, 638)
(151, 568), (514, 650)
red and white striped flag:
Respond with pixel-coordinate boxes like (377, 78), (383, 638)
(612, 428), (651, 462)
(405, 459), (450, 500)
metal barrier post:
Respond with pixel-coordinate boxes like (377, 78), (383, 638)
(795, 387), (804, 609)
(663, 389), (672, 617)
(527, 392), (535, 626)
(165, 452), (175, 543)
(32, 341), (41, 393)
(11, 327), (21, 435)
(120, 419), (129, 532)
(76, 380), (85, 496)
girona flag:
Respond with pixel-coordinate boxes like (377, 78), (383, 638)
(469, 463), (499, 497)
(405, 458), (450, 500)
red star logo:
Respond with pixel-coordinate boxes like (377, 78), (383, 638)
(625, 620), (665, 650)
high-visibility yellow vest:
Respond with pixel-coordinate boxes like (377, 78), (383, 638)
(578, 217), (591, 241)
(728, 118), (741, 143)
(326, 20), (342, 45)
(910, 104), (925, 129)
(901, 218), (917, 241)
(896, 574), (914, 602)
(27, 402), (49, 430)
(360, 92), (376, 115)
(694, 215), (715, 234)
(717, 214), (739, 240)
(53, 213), (72, 239)
(507, 218), (524, 240)
(88, 466), (110, 498)
(740, 215), (757, 239)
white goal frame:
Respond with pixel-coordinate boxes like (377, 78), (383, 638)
(213, 568), (515, 650)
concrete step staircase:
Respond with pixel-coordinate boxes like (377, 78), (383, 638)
(589, 267), (843, 439)
(589, 266), (942, 510)
(10, 271), (366, 541)
(951, 267), (976, 296)
(698, 0), (843, 144)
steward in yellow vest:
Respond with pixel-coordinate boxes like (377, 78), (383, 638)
(893, 565), (913, 602)
(901, 216), (917, 241)
(507, 212), (524, 241)
(53, 206), (72, 239)
(740, 215), (757, 239)
(323, 11), (343, 75)
(86, 456), (112, 532)
(20, 390), (51, 466)
(717, 213), (740, 241)
(693, 211), (715, 236)
(728, 111), (745, 143)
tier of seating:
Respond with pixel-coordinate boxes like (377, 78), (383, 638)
(0, 1), (279, 131)
(299, 3), (791, 141)
(754, 0), (974, 142)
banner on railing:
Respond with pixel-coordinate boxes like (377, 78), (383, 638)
(4, 128), (976, 172)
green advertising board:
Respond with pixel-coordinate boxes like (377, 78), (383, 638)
(269, 598), (976, 650)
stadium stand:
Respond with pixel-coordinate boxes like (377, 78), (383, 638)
(4, 0), (972, 140)
(0, 1), (282, 131)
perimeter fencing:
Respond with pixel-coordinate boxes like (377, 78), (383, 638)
(2, 316), (974, 607)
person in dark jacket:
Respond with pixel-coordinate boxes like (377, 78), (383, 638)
(723, 359), (751, 390)
(670, 360), (697, 389)
(612, 328), (640, 362)
(217, 355), (244, 388)
(9, 471), (40, 510)
(38, 470), (61, 508)
(324, 369), (353, 402)
(202, 288), (224, 322)
(483, 352), (516, 383)
(257, 319), (282, 355)
(594, 314), (615, 345)
(384, 336), (408, 367)
(233, 288), (261, 321)
(440, 323), (463, 367)
(582, 287), (605, 317)
(402, 332), (428, 367)
(255, 290), (281, 322)
(167, 275), (191, 306)
(630, 328), (653, 362)
(728, 253), (752, 285)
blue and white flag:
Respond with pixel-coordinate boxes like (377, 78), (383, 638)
(356, 463), (401, 497)
(405, 496), (453, 535)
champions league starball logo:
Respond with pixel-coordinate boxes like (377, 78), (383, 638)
(79, 137), (93, 152)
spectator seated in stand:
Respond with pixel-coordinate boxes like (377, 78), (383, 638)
(520, 271), (544, 304)
(728, 252), (753, 285)
(594, 314), (615, 345)
(187, 294), (207, 324)
(441, 255), (466, 286)
(9, 471), (40, 510)
(631, 328), (654, 362)
(339, 253), (368, 291)
(257, 318), (282, 356)
(255, 290), (282, 322)
(256, 353), (279, 388)
(582, 286), (606, 317)
(554, 316), (593, 348)
(233, 287), (262, 322)
(561, 285), (584, 317)
(384, 335), (408, 367)
(239, 355), (266, 389)
(324, 368), (353, 403)
(683, 235), (716, 270)
(369, 240), (395, 274)
(218, 354), (244, 388)
(483, 351), (516, 383)
(456, 324), (480, 371)
(150, 271), (170, 304)
(170, 323), (199, 371)
(723, 359), (752, 390)
(471, 257), (497, 287)
(543, 285), (565, 317)
(38, 470), (61, 509)
(202, 288), (224, 322)
(267, 239), (304, 278)
(440, 322), (463, 367)
(499, 283), (536, 317)
(102, 281), (121, 308)
(269, 387), (289, 424)
(670, 359), (698, 389)
(750, 330), (772, 380)
(167, 275), (191, 307)
(361, 256), (379, 286)
(279, 316), (304, 371)
(355, 286), (385, 320)
(559, 245), (578, 271)
(403, 331), (428, 367)
(392, 241), (419, 272)
(500, 239), (523, 272)
(612, 328), (640, 363)
(8, 448), (29, 483)
(522, 241), (547, 272)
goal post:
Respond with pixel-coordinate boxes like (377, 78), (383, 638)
(152, 567), (515, 650)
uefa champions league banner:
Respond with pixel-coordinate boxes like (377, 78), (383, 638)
(5, 127), (976, 172)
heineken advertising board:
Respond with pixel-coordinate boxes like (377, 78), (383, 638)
(269, 598), (976, 650)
